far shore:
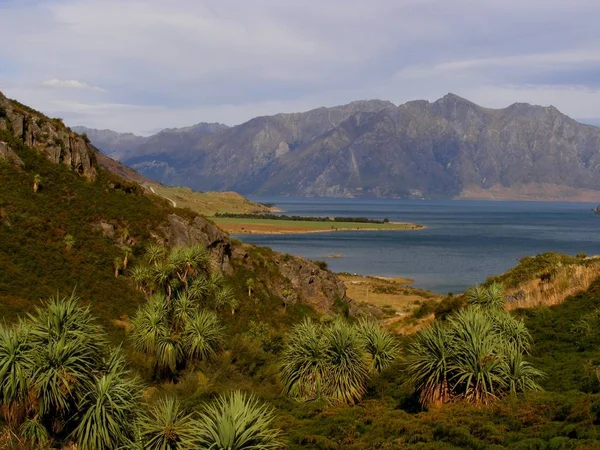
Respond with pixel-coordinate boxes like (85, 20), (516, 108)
(212, 217), (425, 235)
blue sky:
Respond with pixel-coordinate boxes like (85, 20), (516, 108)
(0, 0), (599, 134)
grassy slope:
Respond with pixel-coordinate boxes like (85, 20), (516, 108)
(0, 130), (175, 330)
(146, 185), (272, 216)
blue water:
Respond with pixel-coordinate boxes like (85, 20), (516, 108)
(235, 198), (600, 294)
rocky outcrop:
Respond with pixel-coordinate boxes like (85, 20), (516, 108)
(0, 91), (97, 180)
(159, 214), (234, 274)
(85, 94), (600, 200)
(156, 213), (348, 314)
(0, 141), (23, 167)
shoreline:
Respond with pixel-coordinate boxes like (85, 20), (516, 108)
(223, 223), (425, 235)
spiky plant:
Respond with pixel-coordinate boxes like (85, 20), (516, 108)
(27, 294), (106, 429)
(27, 292), (105, 350)
(447, 308), (506, 405)
(145, 243), (167, 266)
(130, 265), (155, 297)
(406, 321), (452, 408)
(322, 320), (369, 405)
(169, 245), (210, 289)
(30, 335), (99, 426)
(213, 285), (238, 314)
(196, 391), (284, 450)
(280, 319), (327, 402)
(188, 274), (210, 302)
(0, 323), (31, 427)
(182, 310), (224, 362)
(19, 418), (50, 449)
(356, 319), (399, 373)
(130, 294), (169, 356)
(172, 293), (196, 332)
(138, 397), (197, 450)
(73, 349), (142, 450)
(466, 283), (505, 310)
(153, 260), (176, 300)
(501, 344), (544, 395)
(490, 310), (533, 355)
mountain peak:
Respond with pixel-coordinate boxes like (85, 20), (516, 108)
(435, 93), (477, 106)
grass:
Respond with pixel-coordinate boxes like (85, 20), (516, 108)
(338, 274), (440, 317)
(211, 217), (422, 234)
(146, 185), (273, 216)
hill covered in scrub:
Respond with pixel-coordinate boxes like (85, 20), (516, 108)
(0, 90), (348, 327)
(2, 92), (600, 449)
(81, 94), (600, 201)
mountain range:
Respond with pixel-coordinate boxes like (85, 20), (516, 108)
(75, 94), (600, 201)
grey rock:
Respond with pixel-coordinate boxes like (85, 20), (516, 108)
(85, 94), (600, 199)
(0, 141), (23, 167)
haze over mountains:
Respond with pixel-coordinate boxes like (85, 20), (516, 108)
(76, 94), (600, 201)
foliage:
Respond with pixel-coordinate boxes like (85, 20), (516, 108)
(0, 293), (142, 449)
(280, 319), (397, 405)
(196, 390), (285, 449)
(137, 397), (197, 450)
(130, 292), (224, 378)
(406, 284), (543, 408)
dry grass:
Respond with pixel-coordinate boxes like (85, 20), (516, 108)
(340, 274), (440, 314)
(505, 260), (600, 310)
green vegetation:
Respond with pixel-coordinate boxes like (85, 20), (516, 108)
(280, 319), (398, 405)
(216, 212), (393, 224)
(407, 284), (543, 408)
(196, 391), (285, 449)
(212, 216), (417, 232)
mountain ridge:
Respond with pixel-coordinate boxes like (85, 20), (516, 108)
(77, 94), (600, 201)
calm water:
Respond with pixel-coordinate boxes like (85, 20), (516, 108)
(236, 198), (600, 294)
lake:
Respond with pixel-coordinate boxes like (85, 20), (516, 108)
(235, 198), (600, 294)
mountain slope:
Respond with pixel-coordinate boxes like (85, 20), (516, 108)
(0, 91), (348, 329)
(83, 95), (600, 200)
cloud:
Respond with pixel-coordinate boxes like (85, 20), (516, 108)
(42, 79), (106, 92)
(0, 0), (599, 133)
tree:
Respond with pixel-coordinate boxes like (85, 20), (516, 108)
(196, 391), (284, 450)
(63, 234), (76, 251)
(72, 349), (142, 449)
(356, 318), (399, 374)
(280, 319), (390, 405)
(406, 284), (543, 408)
(114, 257), (122, 278)
(33, 174), (42, 193)
(246, 277), (256, 298)
(0, 293), (141, 448)
(130, 293), (224, 378)
(137, 397), (197, 450)
(122, 246), (132, 270)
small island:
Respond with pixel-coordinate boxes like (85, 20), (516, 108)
(211, 213), (424, 234)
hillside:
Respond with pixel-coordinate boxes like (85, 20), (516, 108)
(81, 95), (600, 201)
(0, 90), (348, 328)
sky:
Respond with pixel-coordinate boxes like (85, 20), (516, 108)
(1, 0), (600, 135)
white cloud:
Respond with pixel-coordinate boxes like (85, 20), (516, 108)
(1, 0), (600, 132)
(42, 79), (106, 92)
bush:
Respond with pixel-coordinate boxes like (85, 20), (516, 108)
(313, 260), (328, 271)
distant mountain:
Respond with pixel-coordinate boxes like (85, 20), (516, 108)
(80, 95), (600, 201)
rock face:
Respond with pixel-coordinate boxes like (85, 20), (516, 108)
(85, 94), (600, 200)
(156, 214), (348, 314)
(0, 91), (97, 180)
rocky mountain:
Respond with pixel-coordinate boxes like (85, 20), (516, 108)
(1, 94), (96, 180)
(80, 95), (600, 200)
